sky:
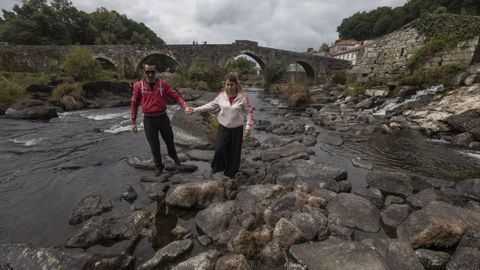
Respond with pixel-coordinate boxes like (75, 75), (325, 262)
(0, 0), (408, 52)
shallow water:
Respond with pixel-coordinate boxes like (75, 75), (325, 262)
(1, 87), (479, 255)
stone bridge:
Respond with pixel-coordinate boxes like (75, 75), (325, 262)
(0, 40), (350, 82)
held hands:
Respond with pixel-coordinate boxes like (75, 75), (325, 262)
(131, 123), (138, 133)
(184, 106), (194, 115)
(244, 128), (251, 137)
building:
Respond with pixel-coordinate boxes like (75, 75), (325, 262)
(329, 39), (364, 65)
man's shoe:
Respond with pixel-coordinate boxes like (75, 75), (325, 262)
(154, 166), (164, 176)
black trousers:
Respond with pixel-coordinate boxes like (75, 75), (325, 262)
(143, 114), (179, 169)
(212, 125), (243, 177)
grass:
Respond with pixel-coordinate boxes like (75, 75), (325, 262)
(278, 81), (310, 107)
(0, 77), (28, 105)
(51, 82), (84, 99)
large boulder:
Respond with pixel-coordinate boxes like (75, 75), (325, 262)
(397, 201), (480, 249)
(166, 180), (233, 209)
(261, 141), (310, 162)
(447, 227), (480, 270)
(195, 201), (237, 240)
(366, 171), (413, 197)
(82, 81), (131, 108)
(5, 99), (59, 120)
(138, 240), (193, 270)
(171, 250), (221, 270)
(0, 244), (134, 270)
(446, 109), (480, 140)
(235, 184), (286, 213)
(361, 239), (423, 270)
(455, 178), (480, 201)
(69, 193), (113, 225)
(381, 204), (413, 230)
(327, 193), (380, 233)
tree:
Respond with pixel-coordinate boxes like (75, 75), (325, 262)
(319, 43), (330, 53)
(225, 57), (257, 75)
(263, 62), (287, 87)
(62, 46), (101, 81)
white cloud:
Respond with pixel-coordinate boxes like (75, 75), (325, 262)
(0, 0), (408, 51)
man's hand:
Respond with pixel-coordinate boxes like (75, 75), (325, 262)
(184, 106), (194, 115)
(131, 123), (138, 133)
(244, 128), (251, 137)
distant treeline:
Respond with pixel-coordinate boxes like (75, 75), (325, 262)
(337, 0), (480, 41)
(0, 0), (164, 45)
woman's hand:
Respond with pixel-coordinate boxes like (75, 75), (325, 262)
(244, 128), (251, 137)
(184, 106), (194, 115)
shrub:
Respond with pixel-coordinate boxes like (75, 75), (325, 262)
(193, 81), (208, 91)
(278, 81), (310, 107)
(0, 78), (27, 105)
(51, 82), (83, 99)
(331, 70), (347, 85)
(62, 46), (101, 81)
(188, 57), (224, 91)
(399, 64), (466, 87)
(263, 62), (287, 87)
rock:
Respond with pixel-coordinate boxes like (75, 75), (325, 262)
(406, 189), (440, 209)
(361, 239), (423, 270)
(438, 187), (474, 207)
(366, 171), (413, 197)
(469, 63), (480, 74)
(465, 74), (480, 86)
(259, 242), (285, 266)
(171, 250), (221, 270)
(365, 88), (390, 97)
(327, 193), (380, 233)
(252, 225), (272, 247)
(397, 201), (480, 248)
(185, 150), (214, 161)
(127, 155), (155, 170)
(195, 201), (236, 241)
(66, 211), (148, 249)
(465, 201), (480, 214)
(290, 212), (318, 241)
(5, 99), (59, 120)
(261, 141), (310, 162)
(469, 141), (480, 150)
(381, 204), (413, 229)
(275, 173), (297, 190)
(276, 159), (347, 183)
(137, 239), (193, 270)
(455, 178), (480, 201)
(0, 244), (134, 270)
(351, 157), (373, 170)
(197, 235), (211, 246)
(355, 98), (375, 109)
(121, 185), (137, 203)
(447, 227), (480, 270)
(352, 187), (384, 208)
(302, 135), (317, 146)
(215, 254), (252, 270)
(236, 184), (285, 213)
(328, 224), (353, 240)
(0, 103), (9, 115)
(446, 109), (480, 141)
(82, 81), (131, 108)
(166, 181), (231, 209)
(142, 182), (168, 201)
(227, 229), (256, 257)
(171, 225), (190, 237)
(384, 195), (404, 206)
(69, 194), (113, 225)
(171, 109), (214, 147)
(415, 249), (450, 269)
(272, 218), (303, 248)
(452, 132), (474, 147)
(289, 239), (387, 270)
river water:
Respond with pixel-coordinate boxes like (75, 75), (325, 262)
(1, 87), (480, 254)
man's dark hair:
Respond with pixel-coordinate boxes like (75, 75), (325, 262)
(143, 62), (156, 69)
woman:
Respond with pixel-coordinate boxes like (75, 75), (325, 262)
(186, 73), (254, 178)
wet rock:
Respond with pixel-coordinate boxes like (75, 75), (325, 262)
(384, 195), (404, 206)
(195, 201), (236, 241)
(302, 135), (317, 146)
(406, 189), (439, 209)
(289, 239), (387, 270)
(171, 108), (213, 147)
(66, 211), (148, 249)
(397, 201), (480, 248)
(171, 225), (190, 238)
(171, 249), (221, 270)
(127, 155), (155, 170)
(355, 98), (375, 109)
(327, 193), (380, 233)
(197, 235), (211, 246)
(240, 212), (257, 231)
(415, 249), (450, 269)
(0, 244), (134, 270)
(261, 141), (310, 162)
(452, 132), (474, 147)
(227, 229), (255, 257)
(470, 141), (480, 150)
(465, 201), (480, 214)
(0, 103), (9, 115)
(259, 242), (285, 267)
(69, 194), (113, 225)
(215, 254), (253, 270)
(447, 227), (480, 270)
(137, 239), (193, 270)
(166, 181), (230, 209)
(272, 218), (303, 248)
(275, 173), (297, 190)
(410, 175), (455, 191)
(262, 135), (299, 148)
(269, 193), (305, 214)
(351, 157), (373, 170)
(352, 187), (384, 209)
(312, 188), (337, 203)
(185, 150), (214, 161)
(121, 185), (137, 203)
(361, 239), (423, 270)
(324, 179), (352, 193)
(445, 109), (480, 141)
(455, 178), (480, 201)
(278, 159), (347, 183)
(5, 99), (59, 120)
(141, 182), (168, 201)
(236, 184), (286, 213)
(290, 212), (318, 241)
(381, 204), (413, 229)
(243, 136), (260, 149)
(366, 171), (413, 197)
(328, 223), (353, 240)
(438, 187), (473, 207)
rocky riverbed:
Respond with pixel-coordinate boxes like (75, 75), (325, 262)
(1, 84), (480, 270)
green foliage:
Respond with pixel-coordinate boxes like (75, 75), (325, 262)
(225, 57), (257, 75)
(319, 43), (330, 53)
(337, 0), (480, 40)
(278, 81), (310, 107)
(0, 0), (163, 45)
(399, 64), (466, 86)
(51, 82), (83, 99)
(62, 46), (101, 81)
(188, 57), (224, 91)
(193, 81), (208, 91)
(263, 62), (287, 87)
(331, 70), (347, 85)
(344, 76), (366, 96)
(0, 77), (27, 104)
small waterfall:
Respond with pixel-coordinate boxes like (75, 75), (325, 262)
(373, 85), (444, 116)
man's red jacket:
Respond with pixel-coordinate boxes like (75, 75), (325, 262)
(130, 79), (186, 124)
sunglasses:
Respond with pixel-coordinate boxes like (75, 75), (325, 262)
(145, 70), (156, 74)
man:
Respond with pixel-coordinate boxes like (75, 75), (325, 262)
(131, 63), (192, 176)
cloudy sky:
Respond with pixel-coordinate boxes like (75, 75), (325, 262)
(1, 0), (407, 51)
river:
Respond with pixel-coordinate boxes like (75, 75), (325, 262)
(1, 87), (480, 260)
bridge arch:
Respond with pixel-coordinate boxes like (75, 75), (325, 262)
(136, 53), (182, 73)
(296, 60), (315, 81)
(94, 57), (116, 70)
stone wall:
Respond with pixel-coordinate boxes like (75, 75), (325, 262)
(352, 26), (480, 84)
